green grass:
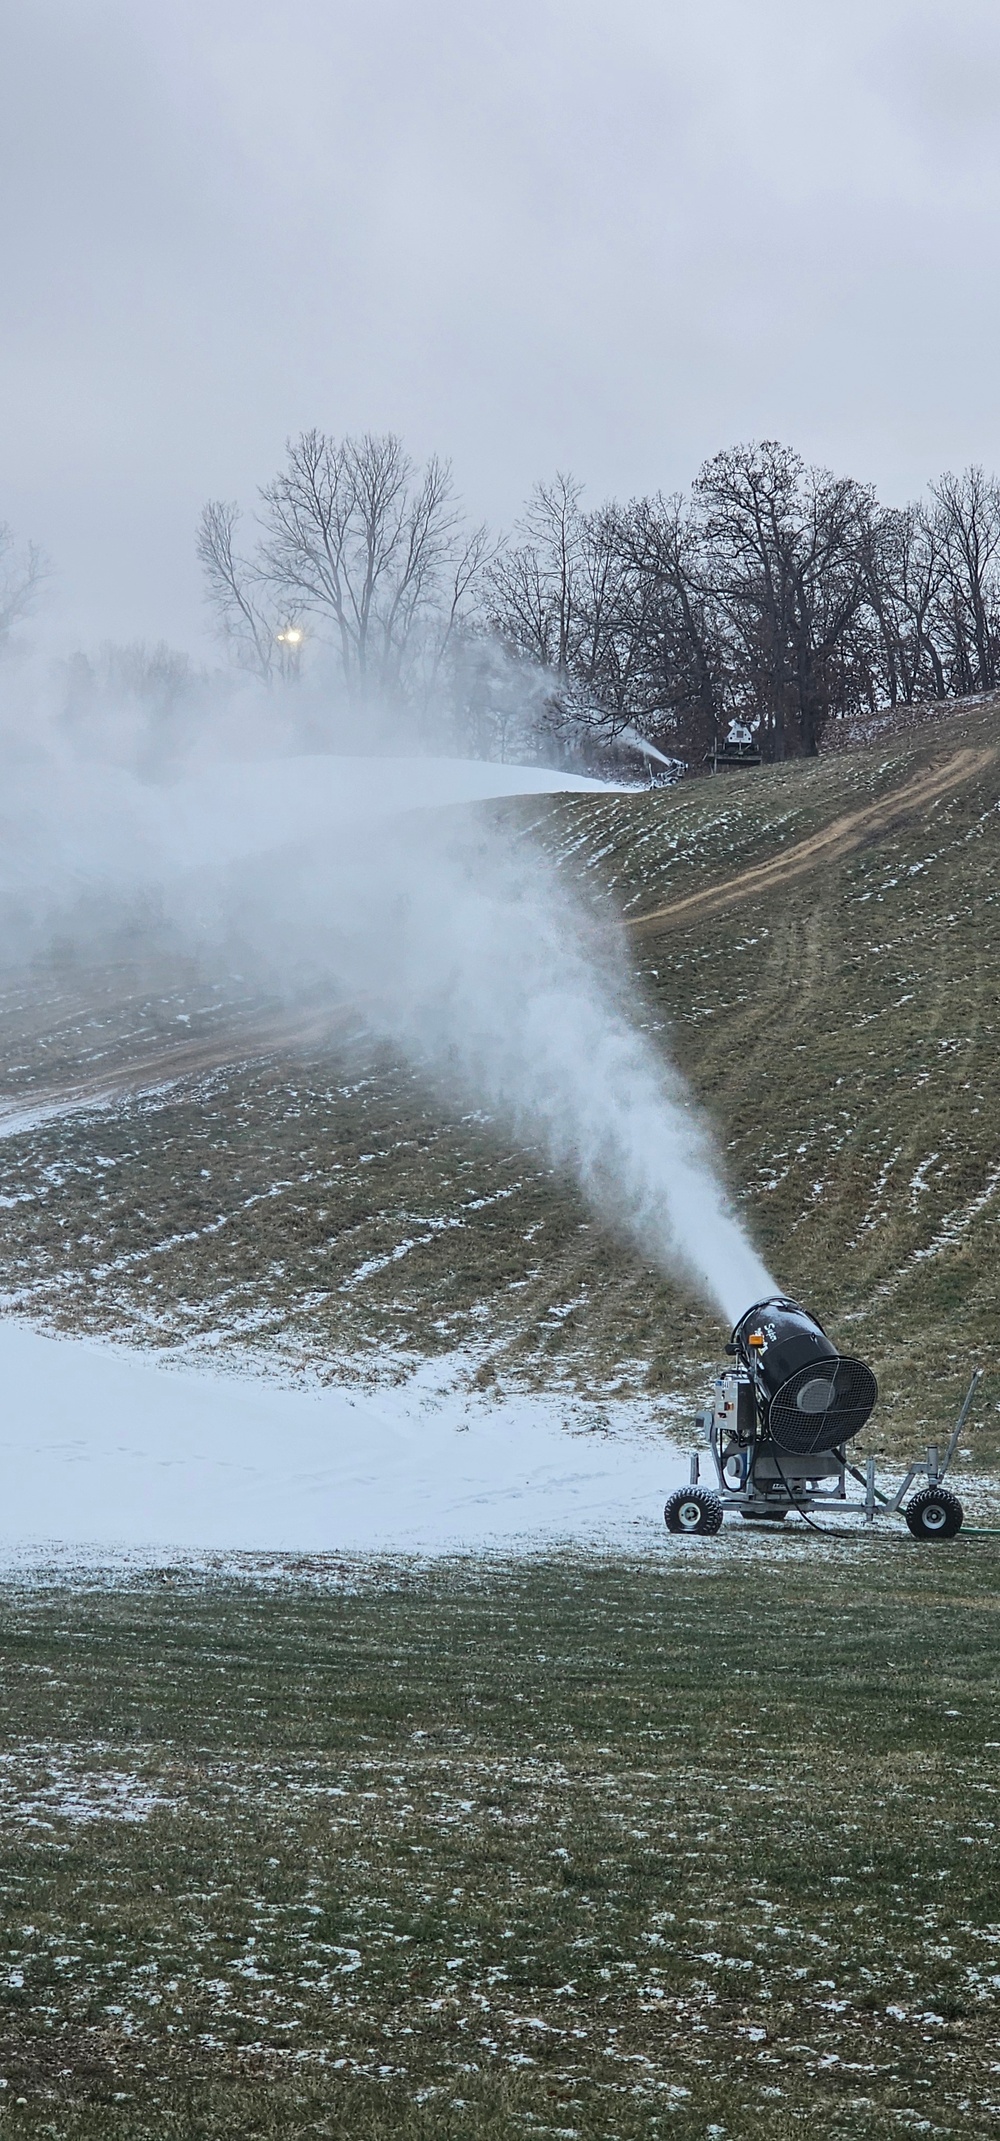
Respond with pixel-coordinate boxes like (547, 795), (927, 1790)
(0, 1546), (998, 2136)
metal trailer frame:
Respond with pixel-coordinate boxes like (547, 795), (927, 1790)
(685, 1367), (983, 1527)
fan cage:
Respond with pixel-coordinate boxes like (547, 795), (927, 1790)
(766, 1355), (878, 1455)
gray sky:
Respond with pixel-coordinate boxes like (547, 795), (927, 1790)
(2, 0), (999, 652)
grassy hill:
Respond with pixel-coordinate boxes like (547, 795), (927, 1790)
(0, 698), (998, 1460)
(4, 1544), (1000, 2138)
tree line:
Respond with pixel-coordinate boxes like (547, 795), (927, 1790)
(198, 433), (1000, 770)
(8, 435), (997, 776)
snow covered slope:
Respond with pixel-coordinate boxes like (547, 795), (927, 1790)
(0, 1322), (683, 1556)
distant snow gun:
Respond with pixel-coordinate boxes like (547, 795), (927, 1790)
(664, 1295), (982, 1540)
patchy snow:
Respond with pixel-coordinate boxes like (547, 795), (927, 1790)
(0, 1093), (120, 1143)
(0, 1752), (171, 1827)
(0, 1322), (686, 1556)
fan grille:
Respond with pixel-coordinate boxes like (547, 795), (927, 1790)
(767, 1355), (878, 1454)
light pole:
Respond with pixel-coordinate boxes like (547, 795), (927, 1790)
(275, 626), (304, 680)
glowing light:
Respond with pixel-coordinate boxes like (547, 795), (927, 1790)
(276, 627), (303, 646)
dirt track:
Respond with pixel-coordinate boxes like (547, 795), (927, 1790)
(0, 999), (358, 1131)
(625, 745), (995, 937)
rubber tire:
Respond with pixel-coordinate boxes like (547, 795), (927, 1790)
(664, 1486), (724, 1536)
(905, 1485), (964, 1540)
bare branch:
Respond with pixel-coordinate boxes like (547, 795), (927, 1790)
(196, 502), (288, 682)
(0, 525), (49, 644)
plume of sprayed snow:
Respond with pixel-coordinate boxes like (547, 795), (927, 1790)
(0, 686), (776, 1325)
(195, 796), (777, 1325)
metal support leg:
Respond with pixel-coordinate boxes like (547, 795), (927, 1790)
(865, 1455), (875, 1525)
(939, 1368), (983, 1483)
(689, 1452), (700, 1485)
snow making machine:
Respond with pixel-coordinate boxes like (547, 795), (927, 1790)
(664, 1296), (979, 1540)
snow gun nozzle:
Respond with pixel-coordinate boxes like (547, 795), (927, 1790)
(728, 1296), (878, 1455)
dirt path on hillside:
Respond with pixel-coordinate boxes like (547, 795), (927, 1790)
(625, 744), (995, 937)
(0, 999), (360, 1134)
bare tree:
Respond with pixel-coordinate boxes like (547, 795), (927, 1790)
(443, 628), (560, 762)
(484, 477), (659, 761)
(864, 505), (947, 706)
(199, 432), (487, 711)
(196, 501), (300, 683)
(0, 524), (48, 646)
(927, 467), (1000, 695)
(693, 443), (875, 758)
(484, 475), (583, 678)
(58, 639), (204, 773)
(612, 495), (727, 759)
(413, 517), (495, 716)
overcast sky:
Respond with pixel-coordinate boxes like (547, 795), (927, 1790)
(3, 0), (1000, 652)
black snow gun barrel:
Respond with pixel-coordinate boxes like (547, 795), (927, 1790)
(729, 1297), (878, 1455)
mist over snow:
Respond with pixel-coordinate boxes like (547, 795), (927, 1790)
(0, 689), (775, 1326)
(0, 1321), (691, 1557)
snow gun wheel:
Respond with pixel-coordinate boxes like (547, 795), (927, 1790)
(905, 1486), (964, 1540)
(664, 1486), (724, 1536)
